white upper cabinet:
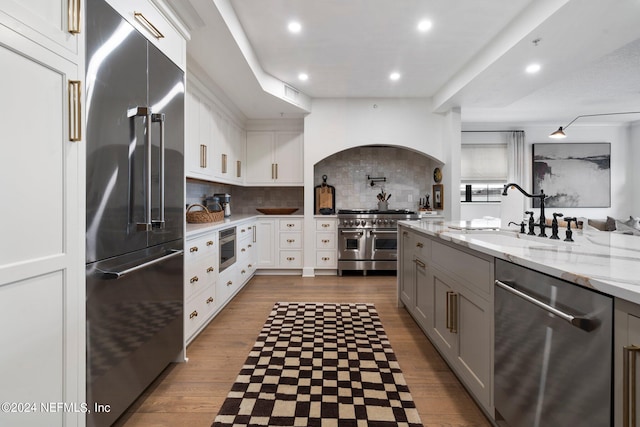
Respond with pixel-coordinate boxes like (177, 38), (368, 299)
(105, 0), (187, 70)
(245, 130), (304, 186)
(0, 0), (81, 57)
(186, 78), (245, 185)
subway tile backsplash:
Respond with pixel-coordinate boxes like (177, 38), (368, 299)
(186, 179), (303, 215)
(314, 146), (436, 211)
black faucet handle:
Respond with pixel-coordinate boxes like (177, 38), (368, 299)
(553, 212), (564, 219)
(564, 217), (577, 242)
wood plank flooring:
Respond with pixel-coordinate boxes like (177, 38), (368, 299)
(114, 274), (493, 427)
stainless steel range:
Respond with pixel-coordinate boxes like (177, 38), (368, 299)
(337, 209), (419, 275)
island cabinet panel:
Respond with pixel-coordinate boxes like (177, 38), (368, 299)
(397, 225), (494, 415)
(614, 299), (640, 427)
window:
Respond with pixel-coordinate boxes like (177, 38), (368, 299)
(460, 132), (512, 203)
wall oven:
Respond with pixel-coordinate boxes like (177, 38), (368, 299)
(219, 226), (236, 272)
(337, 209), (418, 275)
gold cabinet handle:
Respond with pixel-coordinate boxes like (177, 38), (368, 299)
(206, 267), (214, 273)
(241, 269), (246, 274)
(416, 242), (424, 248)
(275, 163), (278, 179)
(237, 160), (242, 178)
(248, 244), (252, 248)
(68, 0), (81, 34)
(226, 280), (233, 286)
(189, 310), (198, 319)
(446, 291), (458, 334)
(414, 259), (426, 268)
(321, 239), (330, 243)
(322, 257), (330, 261)
(241, 248), (246, 252)
(206, 240), (214, 246)
(322, 223), (330, 228)
(403, 231), (409, 236)
(286, 223), (295, 228)
(624, 345), (640, 427)
(200, 144), (207, 168)
(271, 163), (275, 180)
(221, 153), (227, 173)
(286, 257), (295, 261)
(68, 80), (82, 141)
(190, 276), (198, 284)
(286, 239), (295, 243)
(190, 246), (198, 253)
(206, 297), (214, 304)
(241, 228), (246, 233)
(134, 12), (164, 39)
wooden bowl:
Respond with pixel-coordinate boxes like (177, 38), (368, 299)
(256, 208), (299, 215)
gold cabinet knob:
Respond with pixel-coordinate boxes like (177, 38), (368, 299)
(206, 240), (214, 246)
(206, 267), (214, 273)
(190, 276), (199, 284)
(190, 246), (198, 253)
(206, 297), (214, 304)
(189, 310), (198, 319)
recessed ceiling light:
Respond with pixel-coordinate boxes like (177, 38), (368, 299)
(417, 20), (432, 32)
(298, 73), (308, 81)
(389, 72), (401, 81)
(526, 63), (541, 74)
(288, 21), (302, 33)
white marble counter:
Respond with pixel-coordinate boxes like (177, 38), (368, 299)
(186, 214), (303, 237)
(398, 219), (640, 305)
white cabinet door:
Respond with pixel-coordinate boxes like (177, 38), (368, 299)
(256, 219), (276, 267)
(0, 24), (83, 427)
(0, 0), (81, 57)
(274, 131), (303, 184)
(245, 131), (275, 184)
(185, 89), (215, 179)
(245, 131), (303, 185)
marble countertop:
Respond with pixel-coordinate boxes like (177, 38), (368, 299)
(398, 219), (640, 305)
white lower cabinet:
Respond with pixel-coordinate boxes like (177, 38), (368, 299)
(256, 217), (304, 270)
(315, 218), (338, 269)
(398, 225), (493, 415)
(184, 221), (257, 344)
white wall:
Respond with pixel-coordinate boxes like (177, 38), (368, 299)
(461, 122), (635, 222)
(302, 98), (455, 275)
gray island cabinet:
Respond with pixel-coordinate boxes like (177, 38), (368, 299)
(398, 224), (494, 415)
(399, 219), (640, 427)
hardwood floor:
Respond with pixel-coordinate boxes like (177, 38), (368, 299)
(115, 274), (493, 427)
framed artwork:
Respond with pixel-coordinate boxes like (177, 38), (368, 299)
(532, 143), (611, 208)
(433, 184), (443, 210)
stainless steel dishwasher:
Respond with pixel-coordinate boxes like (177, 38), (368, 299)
(494, 259), (613, 427)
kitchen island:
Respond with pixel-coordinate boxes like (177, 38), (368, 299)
(397, 219), (640, 427)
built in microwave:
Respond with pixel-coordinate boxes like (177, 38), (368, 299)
(219, 226), (236, 272)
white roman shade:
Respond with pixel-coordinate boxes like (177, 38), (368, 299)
(461, 132), (509, 182)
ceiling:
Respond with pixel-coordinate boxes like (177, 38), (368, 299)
(173, 0), (640, 126)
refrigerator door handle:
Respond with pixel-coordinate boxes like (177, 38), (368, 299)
(98, 249), (183, 280)
(152, 113), (166, 229)
(128, 106), (153, 231)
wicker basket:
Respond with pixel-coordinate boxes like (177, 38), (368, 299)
(186, 203), (224, 224)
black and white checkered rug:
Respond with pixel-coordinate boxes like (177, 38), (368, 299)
(213, 302), (423, 427)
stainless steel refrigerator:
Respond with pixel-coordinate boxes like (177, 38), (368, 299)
(85, 0), (184, 425)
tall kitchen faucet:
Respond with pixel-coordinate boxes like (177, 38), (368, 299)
(503, 183), (548, 237)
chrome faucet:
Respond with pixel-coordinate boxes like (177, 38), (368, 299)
(502, 183), (548, 237)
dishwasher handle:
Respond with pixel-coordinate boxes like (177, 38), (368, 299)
(495, 280), (593, 331)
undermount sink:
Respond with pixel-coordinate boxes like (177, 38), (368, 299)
(444, 229), (576, 248)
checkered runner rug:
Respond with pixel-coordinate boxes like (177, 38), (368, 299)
(213, 302), (423, 427)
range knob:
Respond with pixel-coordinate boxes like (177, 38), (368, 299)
(354, 220), (361, 226)
(371, 219), (377, 225)
(383, 219), (389, 224)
